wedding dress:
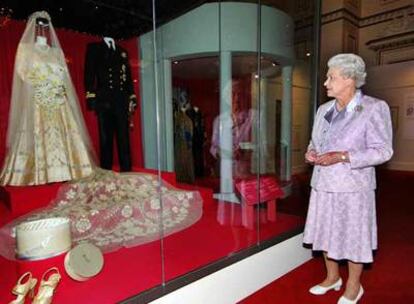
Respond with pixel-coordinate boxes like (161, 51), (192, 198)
(0, 12), (203, 260)
(0, 11), (95, 185)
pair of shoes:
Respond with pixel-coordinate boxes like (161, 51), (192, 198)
(337, 286), (364, 304)
(9, 268), (61, 304)
(309, 278), (343, 295)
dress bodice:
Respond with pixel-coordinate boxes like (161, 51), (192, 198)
(17, 45), (67, 108)
(27, 60), (66, 107)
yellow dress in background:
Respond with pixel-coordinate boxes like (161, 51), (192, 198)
(0, 48), (94, 186)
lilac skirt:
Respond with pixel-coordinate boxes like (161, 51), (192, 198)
(303, 189), (377, 263)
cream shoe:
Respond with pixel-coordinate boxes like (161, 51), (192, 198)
(309, 278), (342, 295)
(32, 267), (61, 304)
(337, 286), (364, 304)
(9, 272), (37, 304)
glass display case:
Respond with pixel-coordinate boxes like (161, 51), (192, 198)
(0, 1), (319, 303)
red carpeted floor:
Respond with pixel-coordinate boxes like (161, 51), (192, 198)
(239, 170), (414, 304)
(0, 174), (304, 303)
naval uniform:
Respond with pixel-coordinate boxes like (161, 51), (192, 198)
(84, 40), (137, 171)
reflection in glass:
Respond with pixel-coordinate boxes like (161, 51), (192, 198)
(135, 0), (317, 299)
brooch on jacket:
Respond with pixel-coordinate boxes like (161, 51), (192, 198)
(354, 105), (363, 112)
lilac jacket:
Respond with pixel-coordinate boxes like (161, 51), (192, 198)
(309, 92), (393, 192)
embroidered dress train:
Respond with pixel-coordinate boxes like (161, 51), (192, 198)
(0, 169), (202, 259)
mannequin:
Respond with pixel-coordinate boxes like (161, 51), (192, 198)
(35, 35), (47, 45)
(33, 17), (50, 52)
(173, 89), (195, 183)
(103, 36), (115, 50)
(186, 105), (205, 177)
(0, 11), (95, 185)
(84, 35), (137, 171)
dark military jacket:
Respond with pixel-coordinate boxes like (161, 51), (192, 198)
(84, 41), (136, 111)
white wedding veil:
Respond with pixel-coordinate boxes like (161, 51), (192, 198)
(6, 10), (96, 160)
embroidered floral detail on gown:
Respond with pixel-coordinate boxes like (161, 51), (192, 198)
(0, 169), (203, 258)
(174, 109), (195, 183)
(0, 46), (94, 185)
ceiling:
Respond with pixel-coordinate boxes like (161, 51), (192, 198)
(2, 0), (307, 78)
(1, 0), (210, 39)
(1, 1), (311, 39)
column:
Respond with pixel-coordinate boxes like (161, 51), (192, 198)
(281, 65), (292, 181)
(214, 51), (239, 202)
(163, 59), (174, 171)
(251, 76), (268, 174)
(258, 77), (268, 173)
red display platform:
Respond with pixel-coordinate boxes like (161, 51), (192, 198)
(0, 183), (63, 217)
(0, 170), (304, 303)
(0, 188), (304, 304)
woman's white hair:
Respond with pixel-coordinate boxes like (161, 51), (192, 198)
(327, 53), (367, 88)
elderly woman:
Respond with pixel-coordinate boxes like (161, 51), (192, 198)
(303, 53), (393, 304)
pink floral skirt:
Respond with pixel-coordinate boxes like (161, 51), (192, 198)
(303, 188), (377, 263)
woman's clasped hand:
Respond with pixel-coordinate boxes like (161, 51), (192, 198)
(305, 150), (346, 166)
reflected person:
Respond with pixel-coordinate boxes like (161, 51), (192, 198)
(210, 91), (254, 178)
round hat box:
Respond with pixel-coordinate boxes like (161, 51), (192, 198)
(64, 242), (104, 281)
(16, 217), (71, 260)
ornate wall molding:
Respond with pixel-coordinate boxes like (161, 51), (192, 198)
(322, 8), (359, 26)
(366, 31), (414, 64)
(321, 5), (413, 29)
(366, 30), (414, 50)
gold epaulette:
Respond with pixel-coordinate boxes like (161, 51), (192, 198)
(86, 92), (96, 98)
